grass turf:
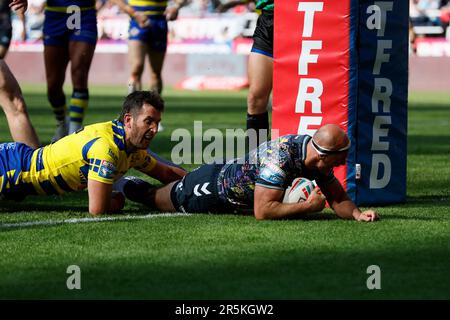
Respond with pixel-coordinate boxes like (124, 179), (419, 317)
(0, 86), (449, 299)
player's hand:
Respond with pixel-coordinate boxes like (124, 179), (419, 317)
(134, 12), (150, 28)
(306, 188), (326, 212)
(356, 210), (379, 222)
(9, 0), (27, 12)
(165, 5), (180, 21)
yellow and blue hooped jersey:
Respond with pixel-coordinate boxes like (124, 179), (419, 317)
(0, 120), (157, 198)
(45, 0), (96, 12)
(127, 0), (169, 49)
(128, 0), (168, 17)
(43, 0), (98, 45)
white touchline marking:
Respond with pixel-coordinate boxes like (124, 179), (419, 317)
(0, 213), (192, 229)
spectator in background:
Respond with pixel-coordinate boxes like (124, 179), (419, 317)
(181, 0), (215, 16)
(0, 0), (26, 58)
(440, 0), (450, 32)
(96, 0), (120, 16)
(410, 0), (442, 26)
(25, 0), (45, 41)
(96, 0), (121, 40)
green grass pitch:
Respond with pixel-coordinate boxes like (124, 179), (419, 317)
(0, 85), (449, 299)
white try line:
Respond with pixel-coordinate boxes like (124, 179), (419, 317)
(0, 213), (192, 230)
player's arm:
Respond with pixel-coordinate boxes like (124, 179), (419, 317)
(320, 179), (378, 222)
(9, 0), (27, 12)
(135, 151), (187, 183)
(253, 185), (325, 220)
(88, 179), (124, 215)
(17, 9), (26, 41)
(85, 139), (126, 215)
(165, 0), (187, 21)
(253, 150), (326, 220)
(146, 160), (186, 184)
(108, 0), (149, 27)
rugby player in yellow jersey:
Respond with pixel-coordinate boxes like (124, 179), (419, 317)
(110, 0), (186, 94)
(44, 0), (100, 142)
(0, 90), (186, 215)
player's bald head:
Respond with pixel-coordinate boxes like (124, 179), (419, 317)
(312, 124), (350, 153)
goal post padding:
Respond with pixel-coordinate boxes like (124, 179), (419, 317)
(273, 0), (408, 205)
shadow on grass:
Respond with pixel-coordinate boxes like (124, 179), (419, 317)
(408, 135), (450, 155)
(409, 105), (450, 113)
(377, 214), (445, 221)
(306, 210), (445, 222)
(1, 238), (448, 299)
(0, 195), (152, 216)
(0, 202), (87, 214)
(407, 195), (450, 202)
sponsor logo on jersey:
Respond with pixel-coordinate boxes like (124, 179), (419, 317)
(108, 148), (118, 162)
(99, 160), (116, 179)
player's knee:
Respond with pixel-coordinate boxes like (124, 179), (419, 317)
(247, 91), (269, 114)
(12, 98), (27, 115)
(3, 96), (28, 117)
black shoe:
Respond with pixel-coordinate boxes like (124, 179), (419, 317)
(113, 176), (155, 205)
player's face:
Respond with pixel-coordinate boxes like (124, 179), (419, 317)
(317, 152), (348, 174)
(128, 104), (161, 150)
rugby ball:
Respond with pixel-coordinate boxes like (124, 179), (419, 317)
(282, 178), (316, 203)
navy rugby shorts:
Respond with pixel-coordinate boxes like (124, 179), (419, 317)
(170, 164), (232, 214)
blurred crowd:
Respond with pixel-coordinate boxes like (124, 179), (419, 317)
(11, 1), (450, 42)
(410, 0), (450, 36)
